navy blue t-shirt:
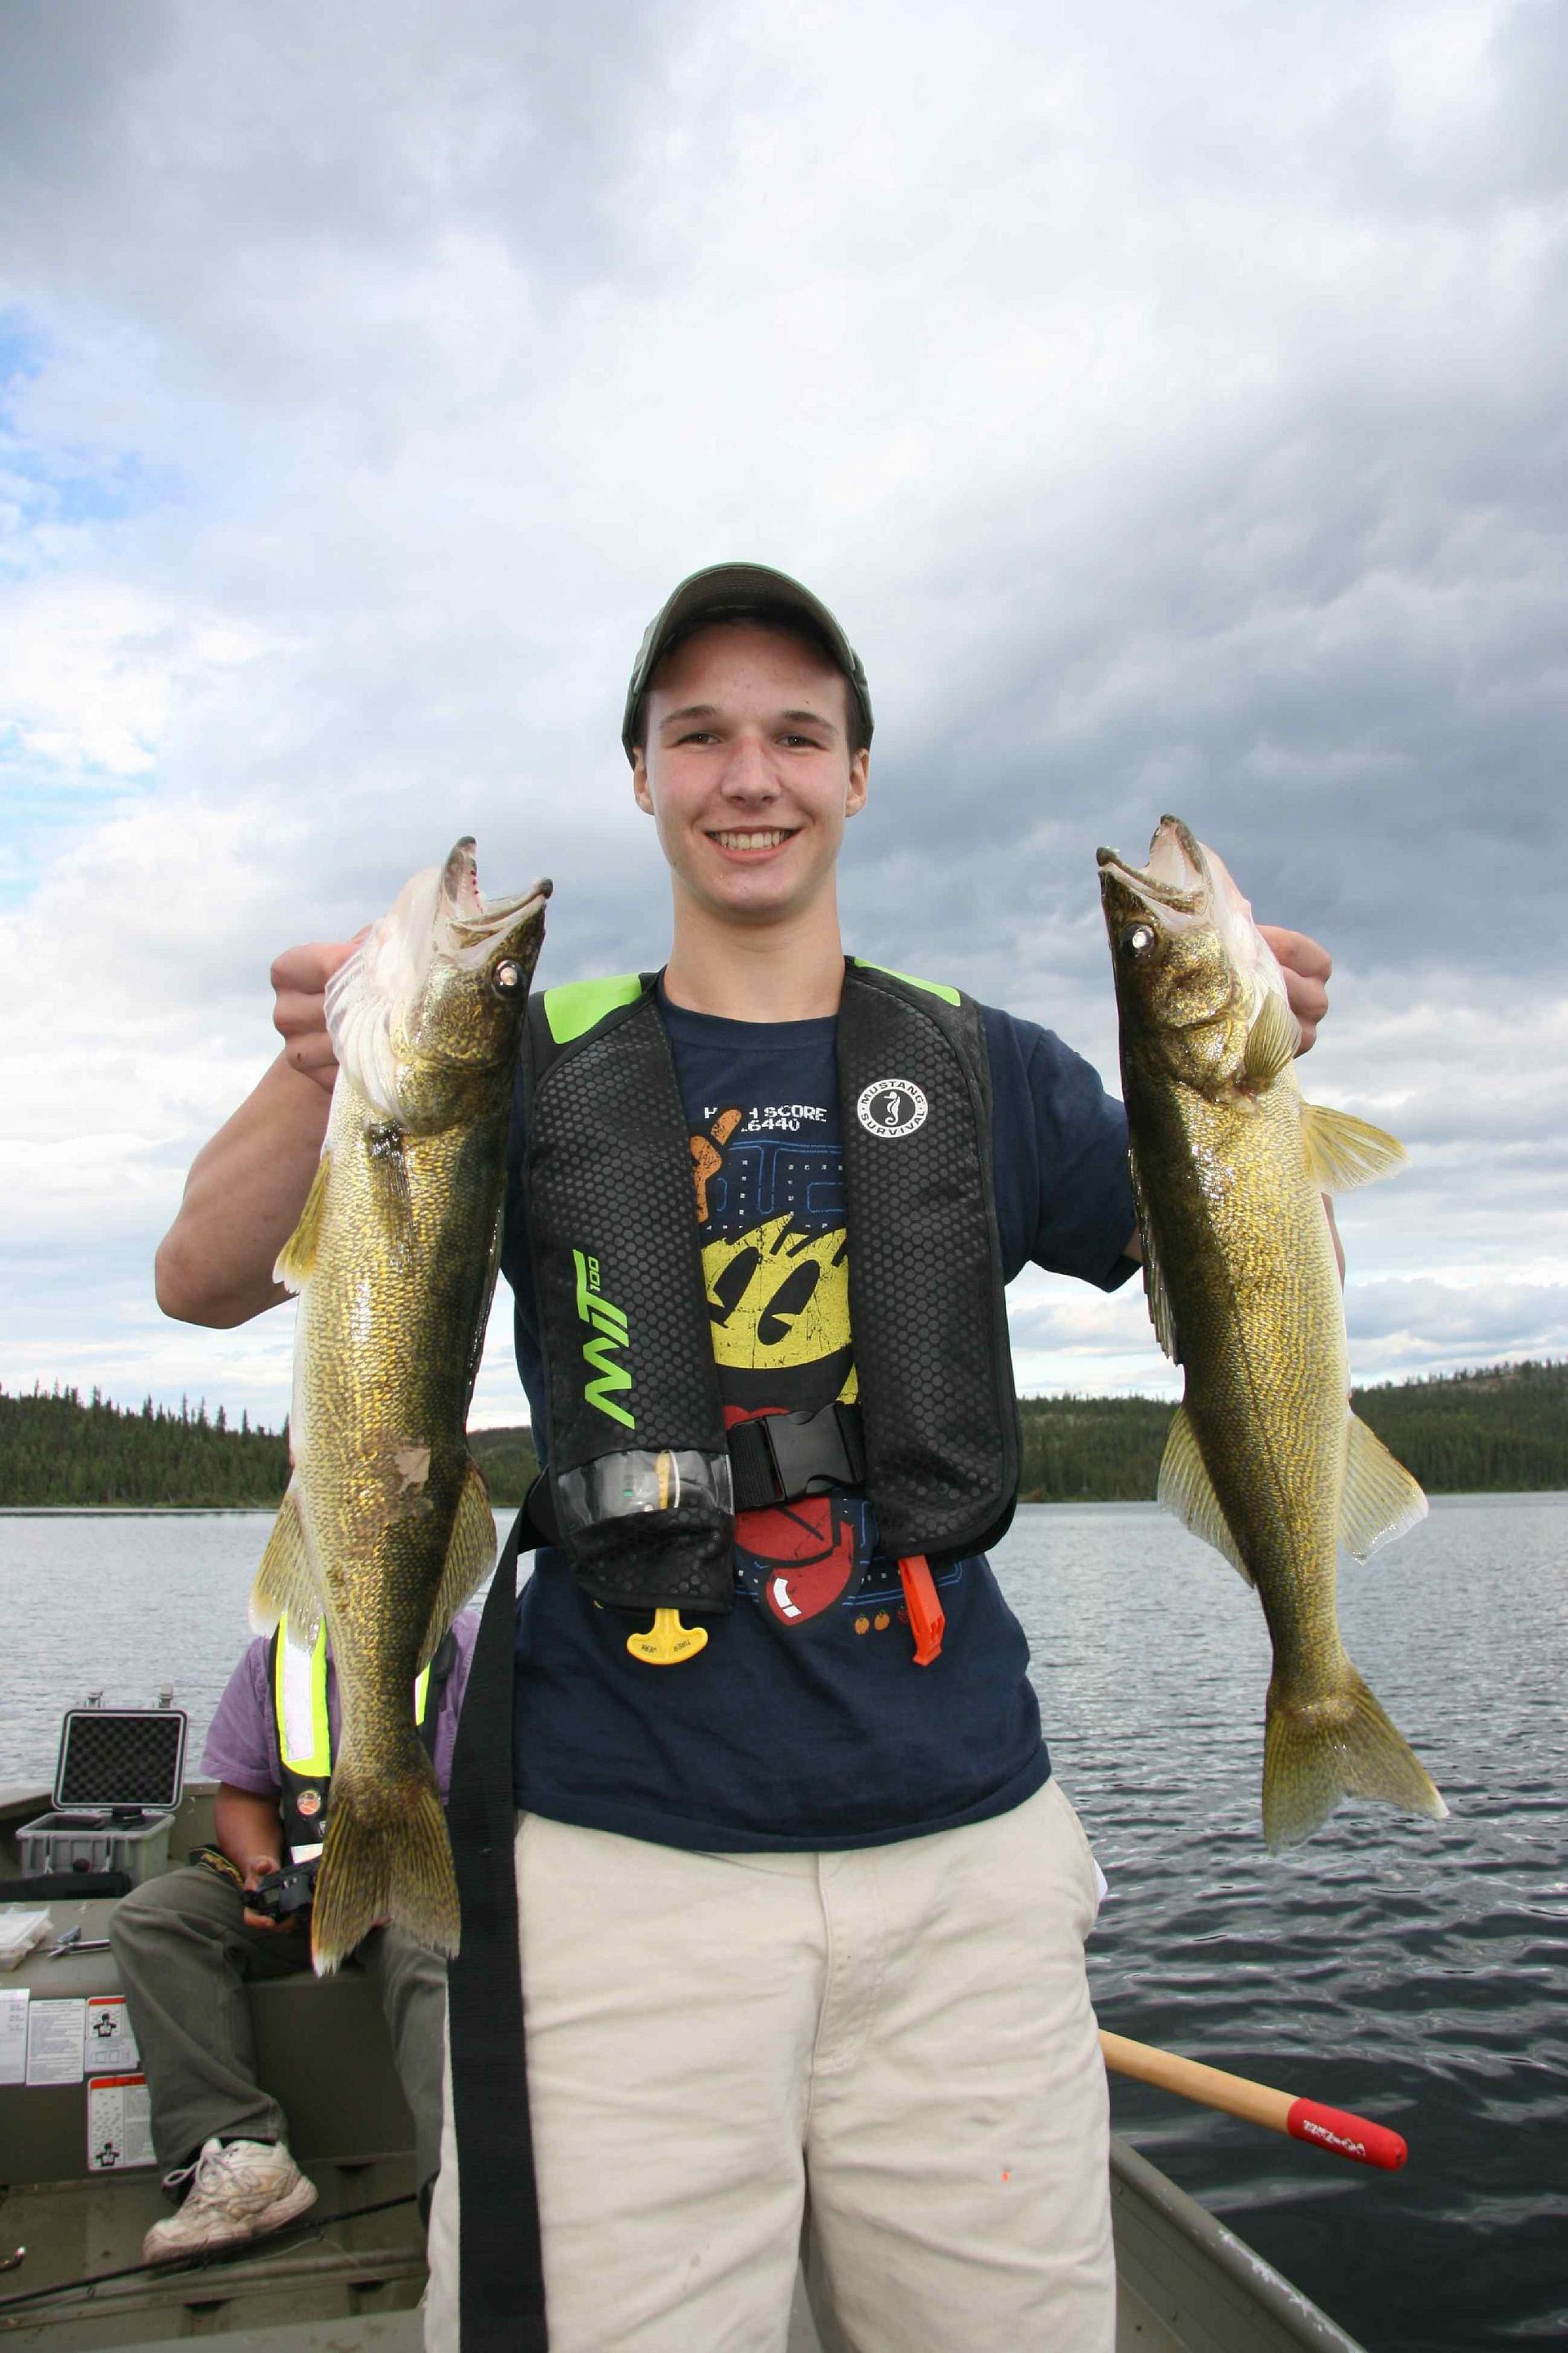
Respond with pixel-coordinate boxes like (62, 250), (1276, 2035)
(501, 989), (1134, 1852)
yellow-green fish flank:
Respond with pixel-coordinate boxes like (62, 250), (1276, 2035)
(252, 839), (549, 1970)
(1098, 817), (1445, 1850)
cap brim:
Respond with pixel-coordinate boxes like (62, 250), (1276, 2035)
(622, 563), (871, 754)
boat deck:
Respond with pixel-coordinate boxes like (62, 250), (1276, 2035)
(0, 1784), (1361, 2351)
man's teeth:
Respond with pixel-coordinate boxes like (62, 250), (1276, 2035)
(711, 829), (791, 849)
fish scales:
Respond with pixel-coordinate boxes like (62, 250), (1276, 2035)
(1135, 1043), (1351, 1669)
(1100, 816), (1446, 1849)
(253, 839), (550, 1971)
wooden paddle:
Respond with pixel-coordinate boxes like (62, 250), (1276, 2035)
(1100, 2030), (1408, 2171)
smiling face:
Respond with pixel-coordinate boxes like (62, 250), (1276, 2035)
(631, 621), (868, 930)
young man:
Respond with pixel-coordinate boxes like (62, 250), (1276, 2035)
(109, 1612), (477, 2261)
(157, 564), (1332, 2350)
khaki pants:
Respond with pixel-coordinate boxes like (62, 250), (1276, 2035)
(425, 1780), (1111, 2352)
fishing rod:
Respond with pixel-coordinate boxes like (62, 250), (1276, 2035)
(0, 2189), (418, 2315)
(1100, 2030), (1408, 2170)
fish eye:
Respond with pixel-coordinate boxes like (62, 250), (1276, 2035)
(1120, 923), (1156, 960)
(492, 959), (522, 995)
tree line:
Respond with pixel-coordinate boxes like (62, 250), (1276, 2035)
(2, 1361), (1562, 1509)
(0, 1385), (291, 1508)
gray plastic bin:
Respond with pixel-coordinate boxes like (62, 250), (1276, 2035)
(17, 1808), (175, 1886)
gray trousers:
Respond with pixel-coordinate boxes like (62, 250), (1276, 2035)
(108, 1863), (446, 2194)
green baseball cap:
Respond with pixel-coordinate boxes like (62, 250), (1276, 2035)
(621, 562), (873, 761)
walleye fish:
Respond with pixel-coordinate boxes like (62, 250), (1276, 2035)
(253, 839), (549, 1970)
(1098, 817), (1445, 1849)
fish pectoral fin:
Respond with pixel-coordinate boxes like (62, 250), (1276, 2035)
(1156, 1405), (1253, 1584)
(1341, 1412), (1428, 1562)
(1243, 992), (1301, 1088)
(1300, 1103), (1408, 1192)
(1129, 1149), (1180, 1362)
(419, 1459), (496, 1668)
(249, 1482), (323, 1642)
(365, 1123), (414, 1251)
(275, 1153), (332, 1292)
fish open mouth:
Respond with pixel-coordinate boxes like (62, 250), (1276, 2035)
(1087, 818), (1205, 936)
(1097, 816), (1210, 922)
(439, 837), (552, 961)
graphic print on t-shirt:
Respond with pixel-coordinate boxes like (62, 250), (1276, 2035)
(691, 1101), (876, 1628)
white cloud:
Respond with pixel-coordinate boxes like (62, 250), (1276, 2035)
(1, 0), (1563, 1428)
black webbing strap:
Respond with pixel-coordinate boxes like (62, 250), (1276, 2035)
(447, 1512), (547, 2350)
(726, 1401), (866, 1513)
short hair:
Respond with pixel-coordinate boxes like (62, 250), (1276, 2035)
(627, 600), (871, 759)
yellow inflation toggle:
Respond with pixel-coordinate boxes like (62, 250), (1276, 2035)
(626, 1610), (710, 1667)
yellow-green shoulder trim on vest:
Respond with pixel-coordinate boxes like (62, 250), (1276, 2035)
(545, 974), (644, 1045)
(852, 958), (960, 1007)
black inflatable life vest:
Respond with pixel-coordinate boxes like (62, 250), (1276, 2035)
(517, 957), (1021, 1613)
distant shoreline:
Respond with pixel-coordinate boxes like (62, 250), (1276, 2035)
(5, 1361), (1564, 1509)
(5, 1491), (1565, 1519)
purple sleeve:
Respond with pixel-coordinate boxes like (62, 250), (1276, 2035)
(200, 1638), (283, 1795)
(430, 1608), (481, 1803)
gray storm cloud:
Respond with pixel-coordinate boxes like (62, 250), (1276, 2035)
(1, 0), (1562, 1422)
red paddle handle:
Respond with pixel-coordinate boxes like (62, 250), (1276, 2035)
(1286, 2097), (1407, 2171)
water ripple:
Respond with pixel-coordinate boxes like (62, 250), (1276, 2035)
(2, 1498), (1565, 2351)
(997, 1491), (1568, 2353)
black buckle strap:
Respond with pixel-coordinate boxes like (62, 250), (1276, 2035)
(524, 1405), (866, 1542)
(727, 1402), (866, 1513)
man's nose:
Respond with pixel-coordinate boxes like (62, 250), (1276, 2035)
(717, 733), (779, 800)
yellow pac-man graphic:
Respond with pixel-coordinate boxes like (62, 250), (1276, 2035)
(702, 1214), (858, 1412)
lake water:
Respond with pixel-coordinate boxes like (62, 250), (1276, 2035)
(2, 1495), (1564, 2352)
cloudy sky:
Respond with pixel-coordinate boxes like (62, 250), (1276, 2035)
(2, 0), (1562, 1432)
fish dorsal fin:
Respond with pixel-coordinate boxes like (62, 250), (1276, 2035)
(1341, 1411), (1428, 1562)
(1244, 991), (1300, 1088)
(1301, 1104), (1408, 1192)
(1129, 1149), (1180, 1363)
(1157, 1404), (1253, 1584)
(275, 1152), (332, 1293)
(419, 1459), (496, 1668)
(249, 1481), (323, 1642)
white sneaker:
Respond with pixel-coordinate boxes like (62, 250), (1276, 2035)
(143, 2136), (318, 2263)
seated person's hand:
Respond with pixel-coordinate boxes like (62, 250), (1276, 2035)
(242, 1853), (298, 1932)
(271, 932), (366, 1095)
(1258, 925), (1332, 1055)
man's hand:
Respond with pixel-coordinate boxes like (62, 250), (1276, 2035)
(155, 927), (368, 1325)
(1259, 925), (1332, 1055)
(240, 1853), (298, 1933)
(271, 934), (363, 1094)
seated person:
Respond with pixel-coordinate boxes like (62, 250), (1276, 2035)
(109, 1607), (478, 2262)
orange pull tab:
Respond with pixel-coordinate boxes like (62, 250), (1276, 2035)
(898, 1556), (945, 1666)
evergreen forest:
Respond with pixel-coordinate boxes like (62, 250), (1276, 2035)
(2, 1361), (1563, 1509)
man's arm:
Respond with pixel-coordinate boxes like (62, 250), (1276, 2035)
(154, 939), (357, 1326)
(212, 1781), (299, 1933)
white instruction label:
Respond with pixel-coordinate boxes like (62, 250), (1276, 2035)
(26, 1997), (87, 2085)
(87, 2074), (155, 2171)
(0, 1988), (28, 2086)
(84, 1994), (139, 2073)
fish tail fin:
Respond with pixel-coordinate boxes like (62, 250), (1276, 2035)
(1263, 1665), (1447, 1852)
(310, 1745), (459, 1975)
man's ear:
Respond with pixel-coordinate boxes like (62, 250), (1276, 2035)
(846, 747), (869, 818)
(630, 748), (654, 815)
